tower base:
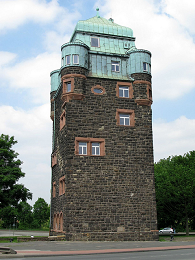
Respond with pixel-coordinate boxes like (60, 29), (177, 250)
(50, 231), (159, 241)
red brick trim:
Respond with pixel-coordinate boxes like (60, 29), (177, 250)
(116, 109), (135, 126)
(62, 78), (75, 93)
(133, 80), (151, 85)
(50, 111), (54, 121)
(53, 211), (63, 232)
(52, 182), (56, 198)
(60, 111), (66, 131)
(116, 81), (134, 99)
(133, 80), (152, 105)
(75, 137), (105, 156)
(61, 77), (84, 102)
(61, 101), (66, 108)
(147, 85), (152, 102)
(61, 74), (87, 80)
(59, 176), (65, 196)
(52, 153), (57, 167)
(135, 99), (152, 106)
(61, 93), (84, 102)
(91, 85), (106, 95)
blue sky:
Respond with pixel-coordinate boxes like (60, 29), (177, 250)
(0, 0), (195, 205)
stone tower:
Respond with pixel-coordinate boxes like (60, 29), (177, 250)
(50, 12), (158, 241)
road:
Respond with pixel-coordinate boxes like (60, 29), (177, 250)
(0, 249), (194, 260)
(0, 229), (49, 237)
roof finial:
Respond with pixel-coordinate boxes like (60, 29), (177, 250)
(96, 7), (100, 18)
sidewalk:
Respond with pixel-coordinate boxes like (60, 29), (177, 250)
(0, 240), (195, 258)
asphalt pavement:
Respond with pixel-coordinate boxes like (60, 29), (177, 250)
(0, 230), (195, 258)
(0, 239), (195, 258)
(0, 230), (49, 237)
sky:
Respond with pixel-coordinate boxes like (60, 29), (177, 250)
(0, 0), (195, 206)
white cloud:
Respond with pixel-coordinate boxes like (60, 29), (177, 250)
(163, 0), (195, 34)
(153, 116), (195, 162)
(0, 52), (61, 104)
(0, 0), (62, 32)
(0, 51), (17, 67)
(0, 104), (52, 205)
(98, 0), (195, 101)
(42, 8), (81, 52)
(43, 31), (71, 53)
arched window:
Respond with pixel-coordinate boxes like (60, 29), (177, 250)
(53, 212), (63, 232)
(57, 213), (59, 230)
(53, 214), (57, 230)
(60, 212), (63, 231)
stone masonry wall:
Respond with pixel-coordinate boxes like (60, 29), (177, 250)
(51, 67), (158, 241)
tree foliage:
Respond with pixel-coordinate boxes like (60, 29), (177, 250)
(17, 201), (33, 229)
(16, 198), (50, 230)
(32, 198), (50, 228)
(0, 134), (32, 226)
(154, 151), (195, 234)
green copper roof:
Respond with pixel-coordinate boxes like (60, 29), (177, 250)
(70, 16), (134, 41)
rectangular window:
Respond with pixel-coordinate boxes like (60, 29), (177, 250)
(66, 55), (71, 65)
(75, 137), (105, 156)
(119, 86), (129, 98)
(79, 142), (87, 155)
(112, 61), (120, 72)
(116, 82), (133, 99)
(66, 82), (71, 92)
(61, 57), (64, 66)
(73, 54), (79, 64)
(62, 78), (74, 95)
(143, 62), (151, 73)
(91, 37), (100, 47)
(119, 114), (130, 126)
(148, 64), (151, 73)
(143, 62), (147, 71)
(92, 143), (100, 155)
(116, 109), (135, 127)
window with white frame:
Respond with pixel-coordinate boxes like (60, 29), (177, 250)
(92, 143), (100, 155)
(116, 109), (135, 127)
(143, 62), (151, 73)
(75, 137), (105, 156)
(112, 61), (120, 72)
(148, 64), (151, 73)
(119, 114), (130, 126)
(91, 37), (100, 47)
(66, 55), (71, 65)
(79, 142), (87, 155)
(116, 82), (133, 99)
(119, 86), (129, 98)
(73, 54), (79, 64)
(61, 57), (64, 66)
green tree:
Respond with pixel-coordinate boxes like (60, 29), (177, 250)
(17, 201), (33, 229)
(154, 151), (195, 235)
(32, 198), (50, 228)
(0, 134), (32, 227)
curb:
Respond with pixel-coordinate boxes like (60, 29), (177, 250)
(1, 244), (195, 258)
